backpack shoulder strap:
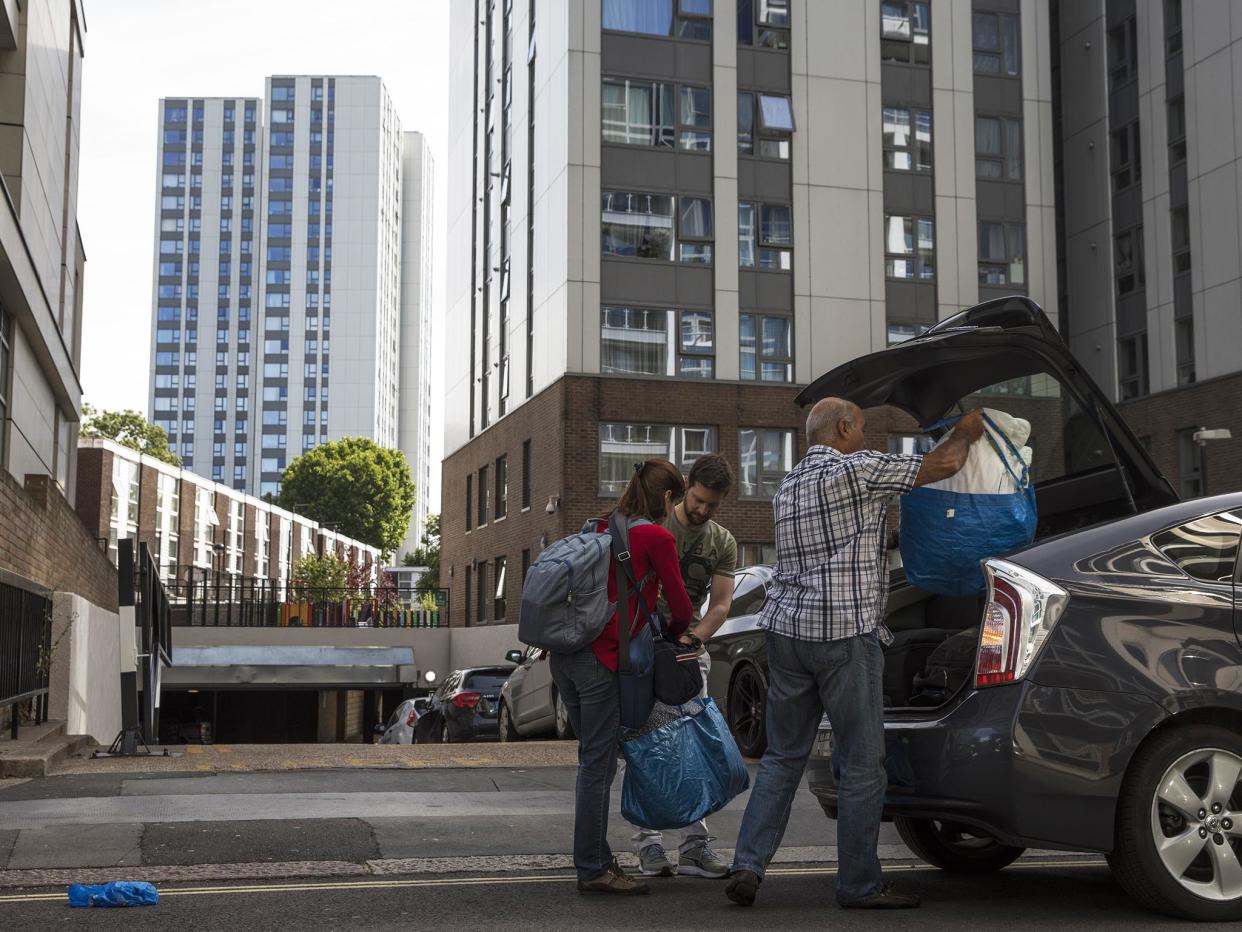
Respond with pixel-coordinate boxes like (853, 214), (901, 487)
(608, 512), (655, 673)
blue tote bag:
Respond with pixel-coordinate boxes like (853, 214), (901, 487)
(900, 413), (1038, 597)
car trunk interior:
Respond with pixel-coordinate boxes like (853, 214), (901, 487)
(882, 582), (984, 710)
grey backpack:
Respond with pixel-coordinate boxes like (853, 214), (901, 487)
(518, 517), (649, 653)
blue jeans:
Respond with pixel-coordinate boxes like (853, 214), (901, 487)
(550, 647), (620, 881)
(732, 630), (887, 904)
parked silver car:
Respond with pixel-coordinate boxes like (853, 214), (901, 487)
(374, 696), (431, 744)
(498, 646), (575, 741)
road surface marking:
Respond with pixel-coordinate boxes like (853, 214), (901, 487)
(0, 858), (1110, 904)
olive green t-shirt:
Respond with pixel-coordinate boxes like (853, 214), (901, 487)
(657, 510), (738, 624)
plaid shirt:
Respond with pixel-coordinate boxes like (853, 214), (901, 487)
(760, 446), (923, 642)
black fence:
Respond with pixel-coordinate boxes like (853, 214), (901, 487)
(168, 569), (448, 628)
(0, 579), (53, 739)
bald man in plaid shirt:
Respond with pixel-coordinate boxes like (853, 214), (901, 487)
(727, 397), (983, 912)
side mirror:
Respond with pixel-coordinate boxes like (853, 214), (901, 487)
(505, 649), (524, 665)
(373, 724), (386, 735)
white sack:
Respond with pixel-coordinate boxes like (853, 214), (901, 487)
(927, 407), (1033, 495)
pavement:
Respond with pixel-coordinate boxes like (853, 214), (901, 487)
(0, 742), (1188, 929)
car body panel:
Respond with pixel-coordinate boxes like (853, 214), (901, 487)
(504, 646), (556, 735)
(417, 666), (514, 742)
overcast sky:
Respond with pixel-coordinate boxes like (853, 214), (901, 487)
(77, 0), (450, 481)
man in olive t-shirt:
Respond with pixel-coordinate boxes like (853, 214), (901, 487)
(632, 454), (738, 880)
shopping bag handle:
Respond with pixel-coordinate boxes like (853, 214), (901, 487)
(920, 412), (1030, 492)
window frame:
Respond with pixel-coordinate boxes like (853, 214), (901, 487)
(1110, 121), (1142, 192)
(599, 305), (716, 379)
(1167, 95), (1186, 165)
(521, 439), (532, 509)
(1170, 206), (1191, 275)
(737, 0), (790, 49)
(880, 1), (930, 65)
(737, 91), (794, 161)
(738, 201), (793, 271)
(882, 105), (933, 173)
(1108, 17), (1138, 90)
(738, 428), (795, 499)
(465, 473), (473, 532)
(884, 214), (936, 281)
(1165, 0), (1183, 57)
(1114, 225), (1146, 296)
(975, 114), (1023, 180)
(978, 220), (1026, 286)
(601, 0), (713, 41)
(973, 11), (1021, 77)
(739, 312), (793, 383)
(597, 423), (718, 496)
(495, 454), (508, 520)
(1117, 331), (1149, 401)
(1175, 315), (1196, 386)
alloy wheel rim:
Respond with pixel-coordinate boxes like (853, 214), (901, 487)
(555, 697), (569, 733)
(499, 706), (511, 741)
(1150, 747), (1242, 902)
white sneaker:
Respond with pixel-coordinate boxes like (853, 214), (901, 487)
(679, 842), (729, 879)
(637, 843), (677, 877)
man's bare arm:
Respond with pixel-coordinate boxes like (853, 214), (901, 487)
(682, 572), (735, 644)
(915, 409), (985, 487)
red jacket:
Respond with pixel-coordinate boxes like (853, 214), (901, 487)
(592, 519), (694, 672)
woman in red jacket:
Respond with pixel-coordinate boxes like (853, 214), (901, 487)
(551, 458), (695, 896)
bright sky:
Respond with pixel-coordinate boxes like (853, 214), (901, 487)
(77, 0), (450, 493)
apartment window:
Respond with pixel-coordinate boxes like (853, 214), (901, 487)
(881, 2), (930, 64)
(1175, 316), (1196, 386)
(601, 306), (715, 378)
(1108, 17), (1138, 89)
(882, 107), (932, 171)
(884, 215), (936, 280)
(889, 434), (934, 455)
(1118, 332), (1149, 401)
(737, 92), (795, 160)
(599, 79), (716, 151)
(1167, 95), (1186, 164)
(521, 439), (532, 509)
(601, 191), (712, 264)
(973, 12), (1020, 76)
(478, 464), (490, 526)
(1171, 206), (1191, 274)
(476, 562), (487, 624)
(738, 203), (792, 270)
(494, 557), (507, 622)
(1115, 226), (1146, 295)
(1165, 0), (1183, 56)
(1178, 429), (1201, 498)
(602, 0), (712, 40)
(978, 221), (1026, 286)
(495, 455), (508, 520)
(976, 116), (1022, 180)
(465, 565), (472, 624)
(466, 473), (472, 531)
(740, 313), (792, 382)
(1111, 122), (1142, 192)
(598, 424), (717, 495)
(739, 429), (794, 498)
(737, 0), (789, 48)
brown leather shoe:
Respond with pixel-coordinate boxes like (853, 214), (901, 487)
(840, 882), (922, 909)
(577, 859), (652, 895)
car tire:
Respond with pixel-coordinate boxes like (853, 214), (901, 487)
(1107, 724), (1242, 922)
(499, 702), (520, 742)
(440, 722), (451, 744)
(894, 816), (1025, 874)
(727, 663), (768, 759)
(553, 692), (574, 741)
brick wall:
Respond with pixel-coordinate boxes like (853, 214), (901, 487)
(1120, 372), (1242, 497)
(0, 468), (117, 611)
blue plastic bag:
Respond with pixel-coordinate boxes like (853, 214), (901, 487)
(621, 697), (750, 830)
(900, 484), (1037, 596)
(67, 881), (159, 908)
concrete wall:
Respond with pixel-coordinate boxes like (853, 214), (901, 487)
(47, 593), (122, 744)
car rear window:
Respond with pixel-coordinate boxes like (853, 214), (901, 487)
(1152, 511), (1242, 583)
(463, 673), (510, 691)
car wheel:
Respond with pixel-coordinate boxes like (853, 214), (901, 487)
(1107, 724), (1242, 921)
(553, 692), (574, 741)
(894, 817), (1025, 873)
(440, 722), (451, 744)
(727, 663), (768, 759)
(499, 702), (520, 742)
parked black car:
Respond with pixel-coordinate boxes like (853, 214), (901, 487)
(772, 296), (1242, 921)
(415, 666), (514, 743)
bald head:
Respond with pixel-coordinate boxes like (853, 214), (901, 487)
(807, 397), (865, 452)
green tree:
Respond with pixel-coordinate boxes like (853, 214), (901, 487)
(406, 514), (440, 591)
(81, 403), (181, 467)
(289, 553), (350, 603)
(278, 437), (415, 557)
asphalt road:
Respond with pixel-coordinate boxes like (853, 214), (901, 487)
(0, 862), (1197, 931)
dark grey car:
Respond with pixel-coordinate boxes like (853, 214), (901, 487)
(790, 296), (1242, 921)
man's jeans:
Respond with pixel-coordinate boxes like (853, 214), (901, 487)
(732, 630), (887, 904)
(549, 647), (620, 882)
(630, 651), (711, 854)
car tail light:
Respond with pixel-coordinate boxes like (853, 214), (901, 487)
(452, 691), (482, 709)
(975, 559), (1068, 688)
(405, 706), (419, 726)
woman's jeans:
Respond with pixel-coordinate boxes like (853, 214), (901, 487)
(732, 630), (888, 904)
(550, 647), (620, 882)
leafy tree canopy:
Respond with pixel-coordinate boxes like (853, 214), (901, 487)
(81, 404), (181, 467)
(290, 553), (350, 603)
(278, 437), (415, 557)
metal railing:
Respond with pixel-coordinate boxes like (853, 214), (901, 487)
(168, 569), (448, 628)
(0, 579), (53, 739)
